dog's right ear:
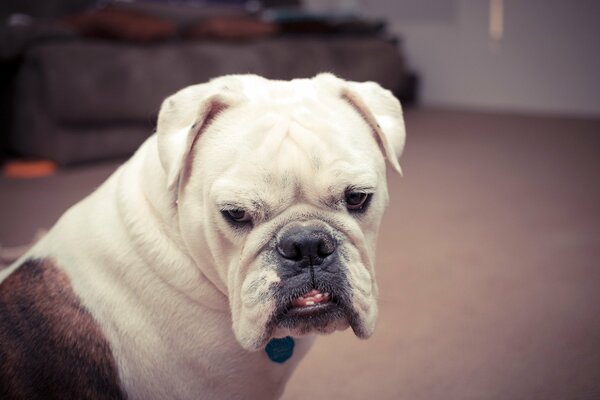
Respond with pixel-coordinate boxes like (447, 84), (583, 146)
(156, 80), (243, 193)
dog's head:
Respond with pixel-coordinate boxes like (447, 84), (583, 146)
(155, 74), (405, 350)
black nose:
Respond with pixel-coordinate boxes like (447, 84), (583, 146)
(276, 227), (336, 265)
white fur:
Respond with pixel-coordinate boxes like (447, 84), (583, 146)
(1, 74), (405, 399)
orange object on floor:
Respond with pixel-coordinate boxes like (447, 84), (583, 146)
(3, 160), (57, 178)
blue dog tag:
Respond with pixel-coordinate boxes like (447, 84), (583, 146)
(265, 336), (295, 363)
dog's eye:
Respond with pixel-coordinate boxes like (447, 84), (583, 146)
(222, 209), (252, 224)
(345, 191), (372, 212)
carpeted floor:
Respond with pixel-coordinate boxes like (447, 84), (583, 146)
(1, 108), (599, 399)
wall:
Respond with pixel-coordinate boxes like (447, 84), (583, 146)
(346, 0), (600, 117)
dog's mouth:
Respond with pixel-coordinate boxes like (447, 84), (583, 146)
(270, 283), (354, 336)
(288, 289), (332, 314)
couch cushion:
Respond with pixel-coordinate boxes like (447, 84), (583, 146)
(28, 37), (404, 124)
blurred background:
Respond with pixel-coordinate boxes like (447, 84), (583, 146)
(0, 1), (599, 399)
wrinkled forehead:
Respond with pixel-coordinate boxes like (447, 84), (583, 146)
(198, 98), (383, 203)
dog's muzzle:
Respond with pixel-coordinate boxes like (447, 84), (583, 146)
(270, 224), (354, 334)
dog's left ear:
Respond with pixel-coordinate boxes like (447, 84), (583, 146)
(342, 81), (406, 175)
(156, 78), (244, 193)
(317, 74), (406, 175)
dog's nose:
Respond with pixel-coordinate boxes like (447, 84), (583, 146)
(276, 227), (336, 265)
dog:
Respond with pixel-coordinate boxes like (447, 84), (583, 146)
(0, 73), (405, 399)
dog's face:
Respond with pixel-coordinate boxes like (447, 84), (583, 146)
(156, 74), (405, 350)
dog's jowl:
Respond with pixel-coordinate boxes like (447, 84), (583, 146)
(0, 74), (406, 400)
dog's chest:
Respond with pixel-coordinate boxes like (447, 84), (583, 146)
(114, 321), (311, 400)
(82, 273), (313, 400)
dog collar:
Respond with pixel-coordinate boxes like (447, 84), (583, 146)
(265, 336), (295, 363)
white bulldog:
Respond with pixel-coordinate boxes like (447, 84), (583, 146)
(0, 74), (405, 400)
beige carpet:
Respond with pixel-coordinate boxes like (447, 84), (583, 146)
(1, 108), (599, 399)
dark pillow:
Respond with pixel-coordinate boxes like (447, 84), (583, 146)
(184, 16), (278, 41)
(62, 7), (177, 42)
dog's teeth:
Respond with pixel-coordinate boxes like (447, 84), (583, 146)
(305, 300), (315, 306)
(315, 293), (323, 299)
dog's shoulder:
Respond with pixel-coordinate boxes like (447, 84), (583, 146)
(0, 258), (126, 399)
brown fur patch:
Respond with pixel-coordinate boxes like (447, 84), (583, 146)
(0, 259), (126, 399)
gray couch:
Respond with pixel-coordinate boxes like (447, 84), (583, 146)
(8, 35), (406, 164)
